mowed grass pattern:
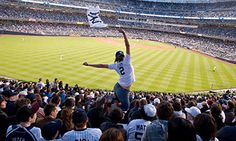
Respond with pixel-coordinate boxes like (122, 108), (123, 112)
(0, 35), (236, 92)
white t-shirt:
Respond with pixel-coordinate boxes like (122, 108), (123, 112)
(36, 82), (45, 90)
(62, 128), (102, 141)
(126, 119), (151, 141)
(108, 54), (135, 87)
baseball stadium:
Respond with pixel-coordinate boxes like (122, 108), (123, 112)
(0, 0), (236, 141)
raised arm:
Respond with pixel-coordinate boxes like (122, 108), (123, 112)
(118, 29), (130, 55)
(83, 62), (108, 68)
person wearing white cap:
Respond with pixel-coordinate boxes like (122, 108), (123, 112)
(142, 102), (173, 141)
(153, 98), (160, 106)
(185, 106), (201, 123)
(126, 104), (156, 141)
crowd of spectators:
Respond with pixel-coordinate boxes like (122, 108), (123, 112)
(1, 1), (236, 140)
(1, 5), (236, 40)
(0, 77), (236, 141)
(24, 0), (236, 17)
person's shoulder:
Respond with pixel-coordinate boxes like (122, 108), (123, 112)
(87, 128), (102, 133)
(30, 126), (41, 131)
(63, 130), (75, 137)
(149, 119), (168, 127)
(125, 54), (131, 60)
(129, 119), (144, 125)
(7, 125), (14, 131)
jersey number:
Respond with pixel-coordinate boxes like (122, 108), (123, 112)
(119, 67), (125, 75)
(135, 132), (143, 141)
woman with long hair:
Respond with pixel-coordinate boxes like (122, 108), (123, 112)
(83, 29), (135, 111)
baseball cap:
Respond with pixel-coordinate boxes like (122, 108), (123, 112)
(153, 98), (160, 105)
(18, 91), (27, 96)
(115, 51), (124, 58)
(185, 106), (201, 118)
(42, 120), (62, 140)
(144, 104), (157, 117)
(2, 90), (18, 98)
(72, 108), (88, 124)
(26, 93), (37, 102)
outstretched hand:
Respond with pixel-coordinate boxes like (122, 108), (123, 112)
(118, 28), (125, 34)
(83, 62), (88, 66)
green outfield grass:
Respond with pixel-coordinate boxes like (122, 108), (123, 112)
(0, 35), (236, 92)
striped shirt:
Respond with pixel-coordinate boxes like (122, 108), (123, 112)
(62, 128), (102, 141)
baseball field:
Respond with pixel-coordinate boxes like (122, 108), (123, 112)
(0, 35), (236, 92)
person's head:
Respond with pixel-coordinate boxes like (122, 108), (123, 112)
(72, 108), (88, 128)
(194, 113), (217, 141)
(168, 117), (196, 141)
(115, 51), (125, 62)
(210, 103), (224, 129)
(64, 97), (75, 108)
(173, 101), (182, 112)
(41, 120), (62, 140)
(50, 95), (61, 106)
(16, 102), (39, 124)
(15, 98), (31, 110)
(185, 106), (201, 121)
(210, 103), (222, 118)
(140, 104), (157, 121)
(227, 100), (235, 110)
(99, 128), (125, 141)
(38, 78), (42, 82)
(108, 108), (124, 124)
(153, 98), (161, 106)
(0, 95), (7, 109)
(157, 102), (174, 120)
(139, 98), (148, 109)
(26, 93), (37, 103)
(44, 104), (58, 118)
(2, 90), (19, 101)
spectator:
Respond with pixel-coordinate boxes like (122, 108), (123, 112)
(83, 29), (135, 111)
(168, 117), (196, 141)
(99, 128), (125, 141)
(141, 101), (174, 141)
(2, 90), (19, 116)
(6, 102), (42, 141)
(185, 106), (201, 123)
(129, 98), (148, 121)
(87, 96), (106, 128)
(36, 78), (45, 90)
(0, 94), (8, 140)
(211, 103), (225, 130)
(41, 120), (62, 141)
(224, 100), (235, 125)
(50, 95), (62, 112)
(60, 97), (75, 135)
(216, 126), (236, 141)
(127, 104), (157, 141)
(173, 100), (186, 119)
(100, 107), (126, 139)
(62, 108), (102, 141)
(194, 113), (218, 141)
(36, 104), (59, 129)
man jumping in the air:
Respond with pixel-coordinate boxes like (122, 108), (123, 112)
(83, 29), (135, 111)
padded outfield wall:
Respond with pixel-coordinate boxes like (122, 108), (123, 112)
(138, 0), (236, 3)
